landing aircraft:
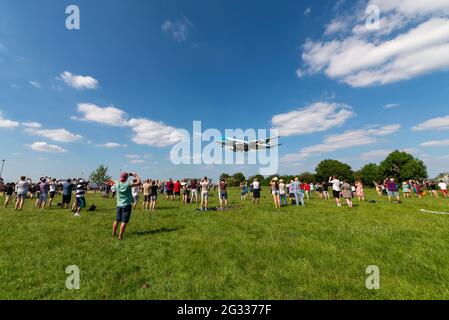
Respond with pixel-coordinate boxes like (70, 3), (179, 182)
(216, 136), (281, 152)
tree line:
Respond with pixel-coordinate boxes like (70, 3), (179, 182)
(221, 150), (430, 187)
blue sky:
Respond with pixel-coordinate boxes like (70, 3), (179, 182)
(1, 0), (449, 181)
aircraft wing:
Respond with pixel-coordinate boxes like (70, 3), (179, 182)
(225, 137), (248, 144)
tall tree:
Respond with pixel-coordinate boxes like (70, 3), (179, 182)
(315, 159), (354, 182)
(379, 151), (427, 181)
(358, 163), (383, 187)
(231, 172), (246, 187)
(298, 172), (317, 183)
(89, 165), (112, 186)
(219, 173), (231, 181)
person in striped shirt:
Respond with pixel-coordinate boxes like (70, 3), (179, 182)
(74, 179), (87, 217)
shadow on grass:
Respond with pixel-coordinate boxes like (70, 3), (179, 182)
(131, 226), (185, 237)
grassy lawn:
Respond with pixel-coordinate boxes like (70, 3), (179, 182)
(1, 188), (449, 300)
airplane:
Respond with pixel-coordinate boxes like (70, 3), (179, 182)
(216, 136), (282, 152)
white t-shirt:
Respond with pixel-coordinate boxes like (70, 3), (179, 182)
(279, 183), (286, 195)
(438, 182), (447, 191)
(330, 179), (341, 192)
(252, 181), (260, 190)
(132, 186), (140, 197)
(16, 181), (30, 195)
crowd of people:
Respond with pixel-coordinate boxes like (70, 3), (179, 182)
(1, 176), (89, 215)
(1, 173), (448, 240)
(374, 179), (448, 200)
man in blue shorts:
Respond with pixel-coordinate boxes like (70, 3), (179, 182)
(384, 177), (401, 203)
(112, 172), (142, 240)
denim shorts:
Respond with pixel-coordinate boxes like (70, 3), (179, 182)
(76, 197), (86, 208)
(388, 191), (399, 197)
(116, 205), (132, 223)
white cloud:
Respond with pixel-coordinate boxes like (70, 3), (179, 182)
(129, 159), (145, 165)
(128, 118), (184, 147)
(96, 142), (127, 148)
(271, 102), (354, 136)
(360, 149), (392, 160)
(0, 111), (19, 128)
(369, 0), (449, 17)
(25, 127), (82, 143)
(324, 18), (351, 35)
(383, 103), (400, 109)
(161, 17), (192, 42)
(28, 141), (66, 153)
(73, 103), (128, 126)
(29, 81), (42, 89)
(73, 104), (184, 147)
(361, 148), (418, 159)
(58, 71), (99, 90)
(283, 124), (401, 162)
(126, 154), (140, 159)
(304, 7), (312, 16)
(298, 1), (449, 87)
(413, 115), (449, 131)
(22, 122), (42, 129)
(421, 139), (449, 147)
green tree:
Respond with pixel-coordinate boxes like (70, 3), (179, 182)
(315, 159), (354, 182)
(379, 151), (427, 181)
(297, 172), (316, 183)
(231, 172), (246, 187)
(89, 165), (112, 186)
(358, 163), (383, 187)
(219, 173), (231, 181)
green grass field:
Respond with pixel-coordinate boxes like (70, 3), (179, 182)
(1, 188), (449, 300)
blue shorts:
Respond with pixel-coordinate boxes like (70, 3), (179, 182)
(388, 191), (399, 197)
(76, 197), (86, 209)
(116, 205), (132, 224)
(219, 192), (228, 200)
(39, 193), (48, 202)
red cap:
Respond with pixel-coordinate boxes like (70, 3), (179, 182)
(119, 172), (129, 183)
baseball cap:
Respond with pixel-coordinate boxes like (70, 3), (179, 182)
(119, 172), (129, 182)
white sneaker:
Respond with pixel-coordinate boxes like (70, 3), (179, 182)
(74, 213), (81, 217)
